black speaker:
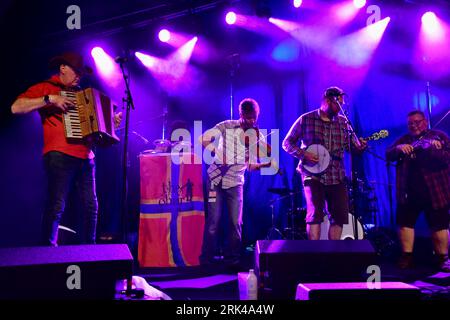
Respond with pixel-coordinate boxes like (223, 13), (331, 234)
(255, 240), (377, 300)
(0, 244), (133, 299)
(296, 282), (421, 300)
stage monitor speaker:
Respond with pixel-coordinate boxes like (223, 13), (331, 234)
(296, 282), (421, 300)
(255, 240), (377, 300)
(0, 244), (133, 299)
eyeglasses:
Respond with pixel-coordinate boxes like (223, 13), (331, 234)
(407, 119), (424, 127)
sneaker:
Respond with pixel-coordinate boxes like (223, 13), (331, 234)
(436, 255), (450, 272)
(397, 253), (414, 269)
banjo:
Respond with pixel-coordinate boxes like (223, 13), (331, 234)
(302, 130), (388, 174)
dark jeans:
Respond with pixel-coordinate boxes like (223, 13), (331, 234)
(41, 151), (98, 246)
(200, 182), (243, 265)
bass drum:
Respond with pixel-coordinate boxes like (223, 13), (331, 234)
(320, 213), (364, 240)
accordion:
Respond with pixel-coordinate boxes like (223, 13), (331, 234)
(61, 88), (120, 146)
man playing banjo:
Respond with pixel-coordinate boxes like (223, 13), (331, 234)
(282, 86), (367, 240)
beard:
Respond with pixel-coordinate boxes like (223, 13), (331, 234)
(327, 108), (339, 119)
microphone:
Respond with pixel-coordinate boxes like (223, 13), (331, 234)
(115, 56), (128, 64)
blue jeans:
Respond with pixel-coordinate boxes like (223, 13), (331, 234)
(200, 182), (243, 265)
(41, 151), (98, 246)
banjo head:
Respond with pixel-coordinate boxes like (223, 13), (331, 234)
(302, 144), (331, 174)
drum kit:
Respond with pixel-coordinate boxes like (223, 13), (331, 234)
(266, 187), (307, 240)
(266, 181), (374, 241)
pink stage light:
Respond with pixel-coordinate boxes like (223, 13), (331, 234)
(416, 11), (449, 78)
(353, 0), (366, 9)
(421, 12), (444, 41)
(331, 16), (391, 67)
(422, 11), (437, 25)
(135, 52), (159, 68)
(135, 37), (199, 92)
(91, 47), (114, 75)
(173, 37), (198, 65)
(293, 0), (302, 8)
(158, 29), (171, 43)
(335, 2), (359, 23)
(136, 37), (197, 79)
(226, 11), (237, 25)
(91, 47), (121, 87)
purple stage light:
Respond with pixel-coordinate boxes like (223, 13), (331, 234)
(293, 0), (302, 8)
(331, 16), (391, 67)
(421, 11), (445, 40)
(353, 0), (366, 9)
(91, 47), (114, 75)
(135, 51), (158, 68)
(91, 47), (121, 87)
(226, 11), (237, 25)
(158, 29), (171, 43)
(174, 37), (198, 65)
(422, 11), (437, 25)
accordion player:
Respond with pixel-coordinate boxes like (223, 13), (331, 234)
(61, 88), (120, 147)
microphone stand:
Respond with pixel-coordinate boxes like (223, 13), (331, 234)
(228, 54), (240, 120)
(426, 81), (432, 129)
(335, 98), (362, 240)
(117, 57), (135, 246)
(386, 160), (395, 229)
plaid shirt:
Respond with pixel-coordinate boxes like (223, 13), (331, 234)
(386, 129), (450, 210)
(283, 109), (355, 185)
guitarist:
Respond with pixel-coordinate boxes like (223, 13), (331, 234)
(199, 98), (272, 267)
(282, 87), (367, 240)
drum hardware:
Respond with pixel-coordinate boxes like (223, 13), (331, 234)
(267, 187), (294, 196)
(284, 207), (307, 240)
(320, 213), (364, 240)
(267, 188), (305, 240)
(265, 200), (284, 240)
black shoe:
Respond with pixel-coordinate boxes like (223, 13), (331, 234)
(397, 253), (414, 269)
(436, 255), (450, 272)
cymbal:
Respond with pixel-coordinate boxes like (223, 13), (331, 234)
(267, 187), (294, 195)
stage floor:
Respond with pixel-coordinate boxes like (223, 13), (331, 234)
(136, 247), (450, 301)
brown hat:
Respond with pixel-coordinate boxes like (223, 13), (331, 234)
(49, 52), (93, 76)
(324, 86), (345, 98)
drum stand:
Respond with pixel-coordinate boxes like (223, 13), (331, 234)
(266, 189), (306, 240)
(284, 205), (307, 240)
(265, 203), (284, 240)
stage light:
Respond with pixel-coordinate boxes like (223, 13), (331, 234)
(421, 11), (444, 40)
(422, 11), (437, 27)
(135, 52), (158, 68)
(353, 0), (366, 9)
(91, 47), (104, 58)
(331, 16), (391, 67)
(226, 11), (237, 25)
(293, 0), (302, 8)
(91, 47), (121, 87)
(91, 47), (114, 75)
(158, 29), (171, 43)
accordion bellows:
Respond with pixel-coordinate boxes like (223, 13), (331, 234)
(61, 88), (119, 146)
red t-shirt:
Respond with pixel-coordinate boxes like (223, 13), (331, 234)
(17, 75), (93, 159)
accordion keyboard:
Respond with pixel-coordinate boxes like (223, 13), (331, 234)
(61, 91), (83, 140)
